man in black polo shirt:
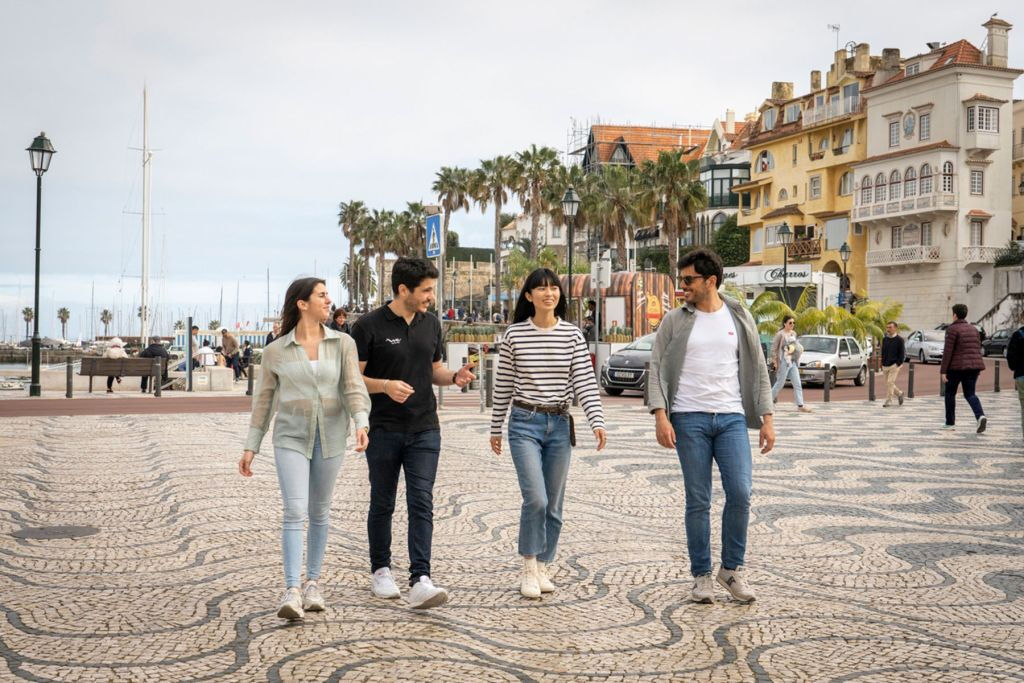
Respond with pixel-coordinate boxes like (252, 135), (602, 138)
(352, 257), (475, 609)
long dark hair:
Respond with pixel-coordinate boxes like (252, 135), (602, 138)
(513, 268), (567, 324)
(279, 277), (327, 337)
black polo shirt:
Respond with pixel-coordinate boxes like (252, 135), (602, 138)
(352, 303), (445, 433)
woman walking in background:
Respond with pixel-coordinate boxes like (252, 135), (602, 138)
(238, 277), (371, 620)
(490, 268), (607, 599)
(770, 316), (812, 413)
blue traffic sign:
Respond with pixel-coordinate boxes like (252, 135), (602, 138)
(426, 214), (442, 258)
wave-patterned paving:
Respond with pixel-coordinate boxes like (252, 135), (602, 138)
(0, 396), (1022, 681)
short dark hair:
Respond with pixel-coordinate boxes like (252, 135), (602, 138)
(886, 320), (898, 327)
(677, 248), (725, 288)
(191, 325), (199, 332)
(392, 257), (439, 295)
(952, 304), (968, 320)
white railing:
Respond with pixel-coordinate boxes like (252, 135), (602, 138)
(960, 246), (1002, 263)
(866, 245), (942, 267)
(855, 192), (956, 219)
(803, 95), (862, 126)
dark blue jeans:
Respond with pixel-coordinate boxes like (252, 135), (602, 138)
(365, 428), (441, 585)
(670, 412), (752, 577)
(944, 369), (983, 426)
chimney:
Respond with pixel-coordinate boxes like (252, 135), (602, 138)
(983, 17), (1011, 68)
(853, 43), (870, 72)
(881, 48), (901, 71)
(725, 109), (735, 134)
(833, 49), (847, 82)
(810, 70), (821, 91)
(771, 81), (794, 100)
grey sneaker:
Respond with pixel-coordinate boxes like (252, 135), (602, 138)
(691, 573), (714, 604)
(407, 575), (449, 609)
(716, 567), (755, 603)
(302, 581), (325, 612)
(977, 415), (987, 433)
(371, 567), (401, 599)
(898, 392), (904, 406)
(277, 586), (304, 620)
(942, 424), (955, 431)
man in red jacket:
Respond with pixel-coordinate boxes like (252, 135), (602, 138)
(939, 304), (986, 433)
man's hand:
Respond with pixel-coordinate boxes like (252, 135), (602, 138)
(453, 362), (476, 388)
(940, 373), (947, 384)
(654, 411), (675, 449)
(384, 379), (415, 403)
(759, 416), (776, 454)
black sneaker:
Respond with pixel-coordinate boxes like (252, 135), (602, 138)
(898, 393), (904, 406)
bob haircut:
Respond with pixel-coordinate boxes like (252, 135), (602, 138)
(513, 268), (567, 324)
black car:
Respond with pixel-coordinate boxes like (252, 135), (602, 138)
(599, 333), (656, 396)
(982, 328), (1013, 357)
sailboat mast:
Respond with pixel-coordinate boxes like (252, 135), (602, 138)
(141, 86), (152, 345)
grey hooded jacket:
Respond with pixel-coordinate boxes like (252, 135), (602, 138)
(648, 296), (773, 429)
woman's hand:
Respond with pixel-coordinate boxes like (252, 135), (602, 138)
(354, 428), (369, 453)
(489, 436), (502, 455)
(238, 450), (255, 477)
(593, 428), (607, 451)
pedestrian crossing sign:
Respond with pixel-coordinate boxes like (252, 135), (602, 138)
(426, 214), (442, 258)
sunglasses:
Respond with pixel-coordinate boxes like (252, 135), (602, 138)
(680, 275), (707, 286)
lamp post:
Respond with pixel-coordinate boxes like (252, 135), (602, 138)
(26, 132), (56, 398)
(777, 222), (793, 308)
(839, 241), (851, 308)
(561, 187), (581, 325)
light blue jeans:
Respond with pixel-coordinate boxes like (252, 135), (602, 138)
(274, 428), (344, 588)
(771, 359), (805, 406)
(670, 412), (752, 576)
(507, 406), (572, 563)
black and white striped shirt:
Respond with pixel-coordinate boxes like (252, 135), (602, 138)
(490, 318), (605, 436)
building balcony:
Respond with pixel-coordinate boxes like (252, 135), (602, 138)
(786, 238), (822, 261)
(854, 192), (957, 222)
(964, 131), (999, 153)
(866, 245), (942, 268)
(961, 246), (1002, 264)
(802, 95), (862, 128)
(1014, 143), (1024, 161)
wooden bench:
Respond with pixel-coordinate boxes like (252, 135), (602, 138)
(80, 357), (168, 394)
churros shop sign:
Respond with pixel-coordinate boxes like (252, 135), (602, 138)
(722, 265), (812, 286)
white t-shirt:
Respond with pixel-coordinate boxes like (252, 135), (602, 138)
(671, 304), (744, 415)
(196, 346), (217, 367)
(309, 359), (319, 374)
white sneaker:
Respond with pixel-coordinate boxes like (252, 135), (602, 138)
(977, 415), (987, 434)
(302, 581), (325, 612)
(407, 575), (449, 609)
(716, 566), (756, 603)
(691, 573), (714, 604)
(277, 586), (304, 620)
(536, 561), (555, 594)
(520, 557), (541, 599)
(371, 567), (401, 599)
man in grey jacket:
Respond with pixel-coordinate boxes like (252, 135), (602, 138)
(649, 248), (775, 604)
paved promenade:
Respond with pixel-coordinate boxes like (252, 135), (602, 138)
(0, 395), (1022, 681)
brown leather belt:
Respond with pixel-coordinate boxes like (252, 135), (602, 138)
(513, 399), (569, 415)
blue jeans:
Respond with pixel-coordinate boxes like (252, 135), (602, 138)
(771, 359), (805, 406)
(274, 428), (344, 588)
(365, 428), (441, 585)
(507, 407), (572, 563)
(670, 412), (752, 576)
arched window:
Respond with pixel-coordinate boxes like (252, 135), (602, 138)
(712, 212), (727, 232)
(904, 166), (917, 197)
(919, 164), (933, 194)
(757, 150), (775, 172)
(778, 188), (788, 202)
(860, 176), (873, 204)
(889, 170), (901, 200)
(874, 172), (887, 202)
(942, 161), (954, 193)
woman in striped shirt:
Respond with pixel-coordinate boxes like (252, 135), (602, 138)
(489, 268), (607, 599)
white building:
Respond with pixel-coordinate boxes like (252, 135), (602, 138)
(500, 213), (590, 264)
(854, 18), (1021, 329)
(689, 110), (754, 248)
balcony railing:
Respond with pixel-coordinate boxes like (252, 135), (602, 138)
(866, 245), (942, 267)
(786, 238), (822, 261)
(854, 192), (957, 219)
(961, 246), (1002, 264)
(1014, 143), (1024, 161)
(803, 95), (862, 127)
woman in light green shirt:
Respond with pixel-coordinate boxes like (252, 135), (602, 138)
(238, 277), (370, 620)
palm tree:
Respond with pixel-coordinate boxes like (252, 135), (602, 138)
(209, 320), (220, 330)
(100, 309), (113, 337)
(723, 285), (790, 337)
(401, 202), (428, 256)
(514, 145), (560, 260)
(433, 166), (471, 261)
(22, 307), (33, 339)
(363, 209), (400, 306)
(57, 307), (70, 340)
(592, 165), (642, 271)
(640, 151), (707, 278)
(338, 200), (369, 306)
(472, 155), (520, 316)
(341, 252), (376, 309)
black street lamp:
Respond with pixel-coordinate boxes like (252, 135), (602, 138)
(777, 222), (793, 307)
(26, 132), (56, 397)
(561, 186), (581, 324)
(839, 241), (852, 307)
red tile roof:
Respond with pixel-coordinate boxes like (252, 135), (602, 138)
(586, 125), (712, 166)
(851, 141), (958, 166)
(966, 209), (993, 219)
(762, 204), (805, 219)
(866, 39), (1020, 91)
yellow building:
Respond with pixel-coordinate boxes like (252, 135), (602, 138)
(731, 45), (886, 302)
(1014, 99), (1024, 240)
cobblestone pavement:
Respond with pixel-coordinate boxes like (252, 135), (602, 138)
(0, 394), (1022, 681)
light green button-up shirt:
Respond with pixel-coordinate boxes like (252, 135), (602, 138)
(245, 325), (370, 459)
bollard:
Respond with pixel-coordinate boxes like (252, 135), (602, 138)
(868, 366), (875, 402)
(823, 364), (831, 403)
(907, 362), (915, 399)
(484, 353), (495, 408)
(66, 356), (73, 399)
(643, 362), (651, 407)
(186, 315), (194, 392)
(478, 351), (486, 414)
(152, 358), (162, 397)
(246, 363), (255, 396)
(994, 360), (1001, 393)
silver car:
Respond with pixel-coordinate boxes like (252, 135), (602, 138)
(795, 335), (868, 387)
(905, 330), (944, 364)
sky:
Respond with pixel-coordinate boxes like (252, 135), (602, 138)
(1, 0), (1021, 340)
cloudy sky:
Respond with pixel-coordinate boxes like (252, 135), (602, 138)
(1, 1), (1020, 340)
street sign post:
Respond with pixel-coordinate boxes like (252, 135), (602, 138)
(426, 214), (442, 259)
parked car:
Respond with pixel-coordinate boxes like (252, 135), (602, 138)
(599, 333), (656, 396)
(795, 335), (868, 387)
(905, 330), (945, 364)
(981, 328), (1013, 357)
